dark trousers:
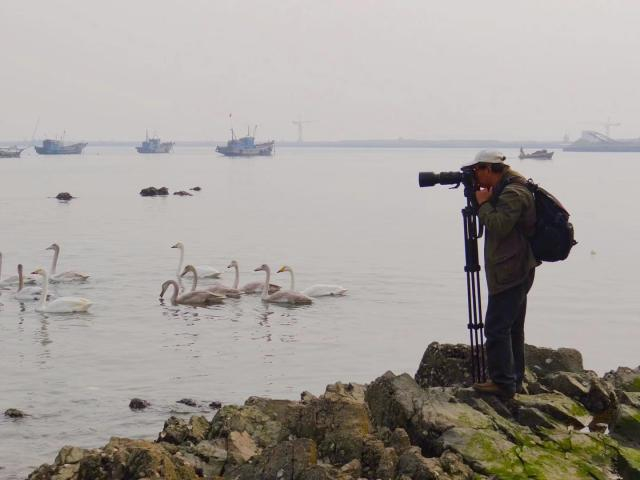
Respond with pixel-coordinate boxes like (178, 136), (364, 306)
(485, 269), (535, 392)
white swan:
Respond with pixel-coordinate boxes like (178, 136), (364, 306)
(46, 243), (90, 283)
(254, 264), (312, 305)
(0, 252), (37, 287)
(181, 264), (242, 298)
(277, 265), (347, 297)
(15, 264), (49, 301)
(31, 268), (92, 313)
(228, 260), (280, 294)
(171, 242), (221, 280)
(160, 279), (225, 306)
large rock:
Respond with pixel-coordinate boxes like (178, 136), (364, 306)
(524, 344), (584, 376)
(611, 404), (640, 445)
(415, 342), (478, 388)
(227, 430), (259, 465)
(158, 415), (209, 445)
(605, 367), (640, 393)
(208, 404), (290, 448)
(29, 438), (199, 480)
(515, 393), (591, 429)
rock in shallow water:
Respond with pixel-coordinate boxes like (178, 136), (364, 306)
(128, 398), (150, 410)
(55, 192), (74, 200)
(4, 408), (25, 418)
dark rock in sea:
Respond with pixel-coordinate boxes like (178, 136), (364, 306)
(55, 192), (74, 201)
(173, 190), (193, 196)
(4, 408), (25, 418)
(26, 343), (640, 480)
(208, 400), (222, 410)
(128, 398), (150, 410)
(139, 186), (169, 197)
(177, 398), (197, 407)
(190, 186), (201, 191)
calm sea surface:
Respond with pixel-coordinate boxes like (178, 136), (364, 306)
(0, 146), (638, 478)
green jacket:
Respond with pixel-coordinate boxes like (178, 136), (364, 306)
(477, 169), (538, 295)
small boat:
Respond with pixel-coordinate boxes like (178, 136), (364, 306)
(136, 132), (174, 154)
(216, 127), (274, 157)
(0, 146), (27, 158)
(34, 139), (87, 155)
(519, 147), (554, 160)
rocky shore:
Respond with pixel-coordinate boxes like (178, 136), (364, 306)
(27, 343), (640, 479)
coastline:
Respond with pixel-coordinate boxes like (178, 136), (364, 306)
(23, 342), (640, 480)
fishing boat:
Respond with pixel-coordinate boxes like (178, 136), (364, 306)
(136, 132), (174, 154)
(216, 127), (274, 157)
(519, 147), (554, 160)
(34, 139), (87, 155)
(0, 146), (27, 158)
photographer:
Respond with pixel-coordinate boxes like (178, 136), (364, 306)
(468, 150), (538, 398)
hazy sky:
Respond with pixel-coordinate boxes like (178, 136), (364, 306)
(2, 0), (640, 141)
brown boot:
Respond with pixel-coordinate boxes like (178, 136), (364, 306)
(472, 380), (515, 399)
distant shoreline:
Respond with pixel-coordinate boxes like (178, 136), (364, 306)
(1, 139), (567, 149)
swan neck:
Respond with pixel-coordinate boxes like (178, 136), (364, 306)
(176, 247), (184, 276)
(51, 248), (59, 275)
(190, 267), (198, 292)
(18, 267), (23, 292)
(261, 267), (271, 299)
(0, 253), (2, 278)
(288, 269), (296, 291)
(232, 264), (239, 289)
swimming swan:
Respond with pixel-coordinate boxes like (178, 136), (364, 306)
(15, 264), (49, 301)
(254, 264), (312, 305)
(31, 268), (92, 313)
(0, 252), (37, 287)
(277, 265), (347, 297)
(171, 242), (221, 280)
(46, 243), (90, 283)
(180, 264), (242, 298)
(160, 279), (225, 306)
(228, 260), (280, 294)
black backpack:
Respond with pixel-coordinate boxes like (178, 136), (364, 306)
(508, 178), (577, 262)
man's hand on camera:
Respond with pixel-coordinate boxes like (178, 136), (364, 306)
(475, 187), (492, 205)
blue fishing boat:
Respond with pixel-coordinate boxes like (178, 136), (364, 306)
(34, 139), (87, 155)
(136, 132), (174, 154)
(216, 127), (274, 157)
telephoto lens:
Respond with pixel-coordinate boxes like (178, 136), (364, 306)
(418, 171), (464, 187)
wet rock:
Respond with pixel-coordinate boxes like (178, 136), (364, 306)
(55, 192), (74, 200)
(415, 342), (477, 388)
(129, 397), (150, 410)
(209, 400), (222, 409)
(173, 190), (193, 196)
(516, 407), (563, 429)
(619, 391), (640, 409)
(177, 398), (197, 407)
(190, 186), (201, 191)
(524, 344), (584, 376)
(4, 408), (25, 418)
(604, 366), (640, 392)
(139, 186), (169, 196)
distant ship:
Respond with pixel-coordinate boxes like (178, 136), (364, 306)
(519, 147), (554, 160)
(34, 139), (87, 155)
(563, 130), (640, 152)
(216, 127), (274, 157)
(0, 146), (27, 158)
(136, 132), (174, 154)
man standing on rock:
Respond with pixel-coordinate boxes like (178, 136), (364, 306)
(467, 150), (538, 398)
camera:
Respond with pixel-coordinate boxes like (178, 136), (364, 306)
(418, 167), (475, 189)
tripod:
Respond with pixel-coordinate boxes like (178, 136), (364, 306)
(462, 192), (486, 384)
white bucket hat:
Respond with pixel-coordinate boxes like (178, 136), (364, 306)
(463, 150), (506, 168)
